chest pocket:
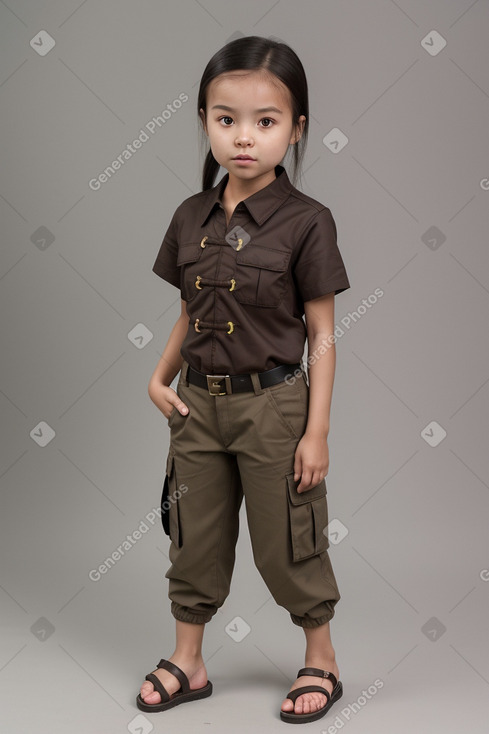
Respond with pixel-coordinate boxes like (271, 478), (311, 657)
(176, 243), (205, 302)
(233, 245), (291, 308)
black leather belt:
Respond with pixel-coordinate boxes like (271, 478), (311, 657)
(187, 363), (302, 395)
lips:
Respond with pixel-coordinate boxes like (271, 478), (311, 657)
(233, 156), (255, 160)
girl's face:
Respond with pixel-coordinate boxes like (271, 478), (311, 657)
(200, 70), (305, 184)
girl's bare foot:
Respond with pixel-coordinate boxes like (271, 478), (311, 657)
(281, 621), (340, 716)
(139, 653), (208, 705)
(280, 657), (340, 715)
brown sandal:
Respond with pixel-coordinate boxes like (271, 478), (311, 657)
(136, 658), (213, 713)
(280, 666), (343, 723)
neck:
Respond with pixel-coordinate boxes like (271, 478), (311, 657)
(224, 167), (278, 202)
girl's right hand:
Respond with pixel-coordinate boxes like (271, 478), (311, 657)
(150, 382), (189, 421)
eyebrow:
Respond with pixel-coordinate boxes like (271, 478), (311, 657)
(210, 104), (283, 114)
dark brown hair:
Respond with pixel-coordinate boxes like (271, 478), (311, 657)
(197, 35), (309, 191)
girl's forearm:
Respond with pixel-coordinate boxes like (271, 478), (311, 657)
(304, 339), (336, 438)
(148, 308), (189, 392)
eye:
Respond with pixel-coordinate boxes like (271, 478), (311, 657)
(259, 118), (274, 128)
(218, 116), (234, 126)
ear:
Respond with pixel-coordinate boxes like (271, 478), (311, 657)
(199, 108), (208, 135)
(291, 115), (306, 145)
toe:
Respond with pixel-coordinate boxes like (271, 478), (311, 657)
(281, 697), (294, 712)
(143, 690), (161, 704)
(314, 692), (327, 711)
(140, 681), (152, 697)
(295, 691), (327, 714)
(140, 681), (160, 704)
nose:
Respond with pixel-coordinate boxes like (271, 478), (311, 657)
(234, 124), (254, 147)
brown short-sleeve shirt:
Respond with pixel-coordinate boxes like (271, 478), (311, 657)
(153, 164), (350, 374)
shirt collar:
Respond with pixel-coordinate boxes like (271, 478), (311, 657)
(199, 164), (293, 227)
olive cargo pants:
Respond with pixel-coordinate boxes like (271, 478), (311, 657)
(163, 359), (340, 628)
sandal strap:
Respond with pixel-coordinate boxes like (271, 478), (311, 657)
(297, 667), (338, 688)
(144, 673), (170, 702)
(286, 684), (331, 704)
(156, 658), (190, 694)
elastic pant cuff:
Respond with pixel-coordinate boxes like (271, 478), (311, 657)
(290, 611), (335, 628)
(170, 601), (213, 625)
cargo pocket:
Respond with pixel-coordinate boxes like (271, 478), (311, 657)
(161, 449), (182, 547)
(286, 473), (330, 561)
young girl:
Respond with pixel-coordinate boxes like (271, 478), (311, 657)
(137, 35), (350, 724)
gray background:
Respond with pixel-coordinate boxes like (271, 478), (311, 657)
(1, 1), (488, 732)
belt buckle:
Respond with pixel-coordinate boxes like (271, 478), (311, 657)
(206, 374), (231, 396)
